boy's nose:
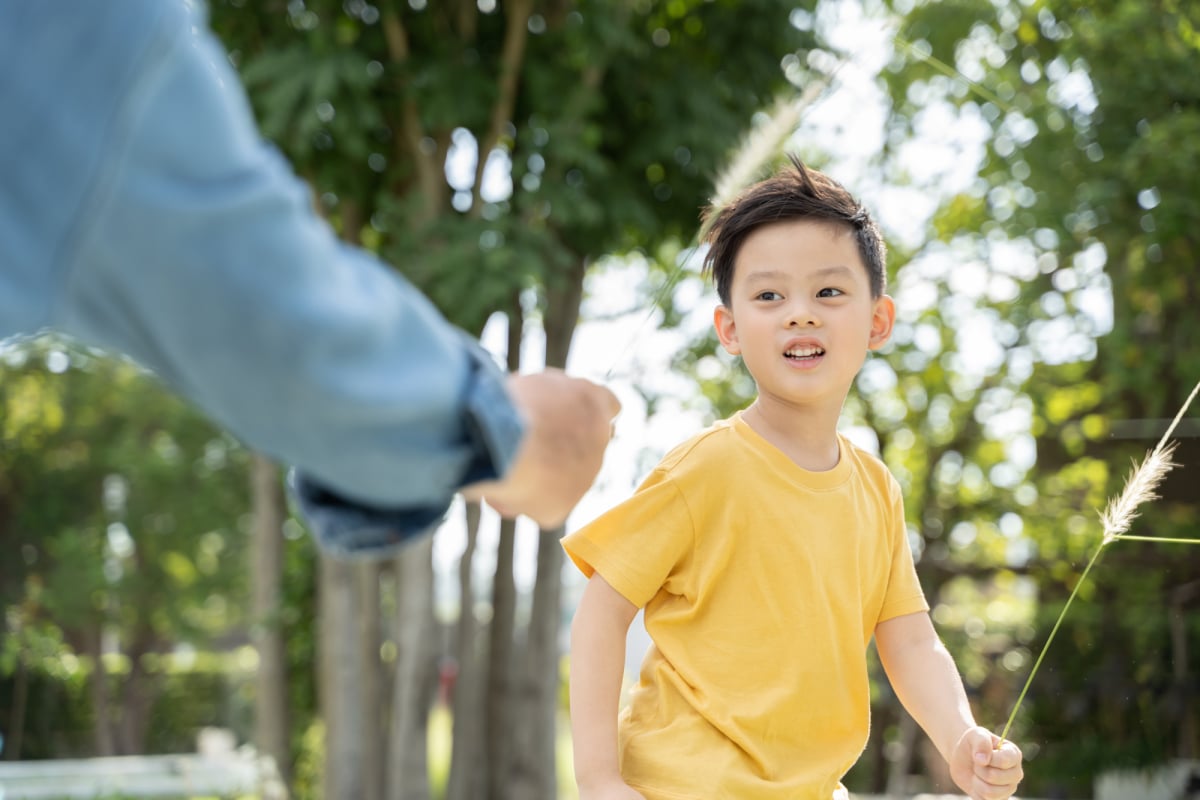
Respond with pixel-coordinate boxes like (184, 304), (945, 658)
(785, 302), (820, 327)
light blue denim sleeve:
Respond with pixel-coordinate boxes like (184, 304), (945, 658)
(0, 1), (524, 556)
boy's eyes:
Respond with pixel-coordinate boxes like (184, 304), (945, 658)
(754, 288), (845, 300)
(751, 287), (847, 301)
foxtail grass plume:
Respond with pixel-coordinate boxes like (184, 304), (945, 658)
(700, 61), (843, 243)
(1099, 442), (1179, 544)
(999, 377), (1200, 743)
(1100, 377), (1199, 543)
(703, 90), (817, 238)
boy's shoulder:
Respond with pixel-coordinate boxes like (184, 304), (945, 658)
(838, 433), (901, 498)
(654, 415), (741, 476)
(647, 415), (901, 501)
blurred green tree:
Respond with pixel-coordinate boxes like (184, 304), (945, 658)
(870, 0), (1200, 794)
(0, 339), (251, 757)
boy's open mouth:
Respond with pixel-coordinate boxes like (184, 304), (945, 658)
(784, 346), (825, 362)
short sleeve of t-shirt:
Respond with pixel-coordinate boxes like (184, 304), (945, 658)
(876, 477), (929, 623)
(562, 469), (695, 609)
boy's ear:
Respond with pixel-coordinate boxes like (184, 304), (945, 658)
(868, 295), (896, 351)
(714, 305), (740, 355)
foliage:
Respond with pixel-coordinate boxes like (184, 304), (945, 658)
(876, 0), (1200, 793)
(208, 0), (817, 332)
(0, 337), (253, 754)
(0, 647), (257, 759)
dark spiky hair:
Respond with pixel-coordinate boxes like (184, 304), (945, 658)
(700, 156), (886, 306)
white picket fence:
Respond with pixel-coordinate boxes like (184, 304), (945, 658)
(0, 749), (287, 800)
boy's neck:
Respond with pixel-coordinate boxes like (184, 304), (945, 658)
(743, 397), (841, 472)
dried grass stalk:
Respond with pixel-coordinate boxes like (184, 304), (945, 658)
(1099, 442), (1179, 544)
(1000, 377), (1200, 743)
(701, 58), (845, 241)
(1101, 378), (1199, 542)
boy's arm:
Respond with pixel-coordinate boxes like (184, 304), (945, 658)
(875, 611), (1024, 800)
(570, 574), (647, 800)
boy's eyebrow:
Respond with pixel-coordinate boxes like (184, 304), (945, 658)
(811, 265), (859, 281)
(743, 265), (859, 283)
(743, 269), (790, 283)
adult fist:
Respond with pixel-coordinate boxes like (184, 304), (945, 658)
(463, 369), (620, 528)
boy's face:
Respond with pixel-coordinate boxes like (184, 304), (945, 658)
(713, 219), (894, 411)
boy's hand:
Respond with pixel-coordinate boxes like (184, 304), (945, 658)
(949, 727), (1023, 800)
(579, 778), (647, 800)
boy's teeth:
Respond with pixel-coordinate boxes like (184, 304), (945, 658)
(786, 347), (824, 358)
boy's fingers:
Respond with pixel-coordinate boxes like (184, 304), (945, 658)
(988, 740), (1022, 770)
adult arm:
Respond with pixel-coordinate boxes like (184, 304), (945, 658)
(0, 2), (616, 554)
(875, 611), (1023, 800)
(569, 575), (647, 800)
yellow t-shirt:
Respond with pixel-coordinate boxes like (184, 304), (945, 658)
(563, 412), (929, 800)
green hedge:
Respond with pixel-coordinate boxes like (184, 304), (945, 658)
(0, 653), (256, 760)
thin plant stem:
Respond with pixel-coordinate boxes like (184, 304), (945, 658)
(1001, 377), (1200, 743)
(892, 35), (1017, 115)
(1112, 535), (1200, 545)
(999, 545), (1105, 742)
(1157, 379), (1200, 448)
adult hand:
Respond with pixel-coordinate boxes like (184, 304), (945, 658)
(949, 726), (1024, 800)
(462, 369), (620, 528)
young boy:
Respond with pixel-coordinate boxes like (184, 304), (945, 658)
(563, 158), (1024, 800)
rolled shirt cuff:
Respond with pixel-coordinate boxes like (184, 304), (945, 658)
(289, 334), (525, 558)
(287, 471), (448, 558)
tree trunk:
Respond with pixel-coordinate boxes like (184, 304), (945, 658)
(505, 256), (585, 795)
(542, 259), (585, 371)
(486, 300), (524, 799)
(5, 649), (27, 760)
(359, 560), (386, 800)
(380, 10), (444, 221)
(310, 189), (388, 799)
(86, 625), (116, 757)
(508, 526), (565, 799)
(1172, 580), (1200, 758)
(447, 501), (487, 800)
(115, 628), (159, 754)
(320, 556), (370, 800)
(485, 518), (517, 800)
(468, 0), (532, 219)
(387, 537), (438, 799)
(251, 453), (291, 783)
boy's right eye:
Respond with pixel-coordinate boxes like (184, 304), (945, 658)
(755, 290), (782, 301)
